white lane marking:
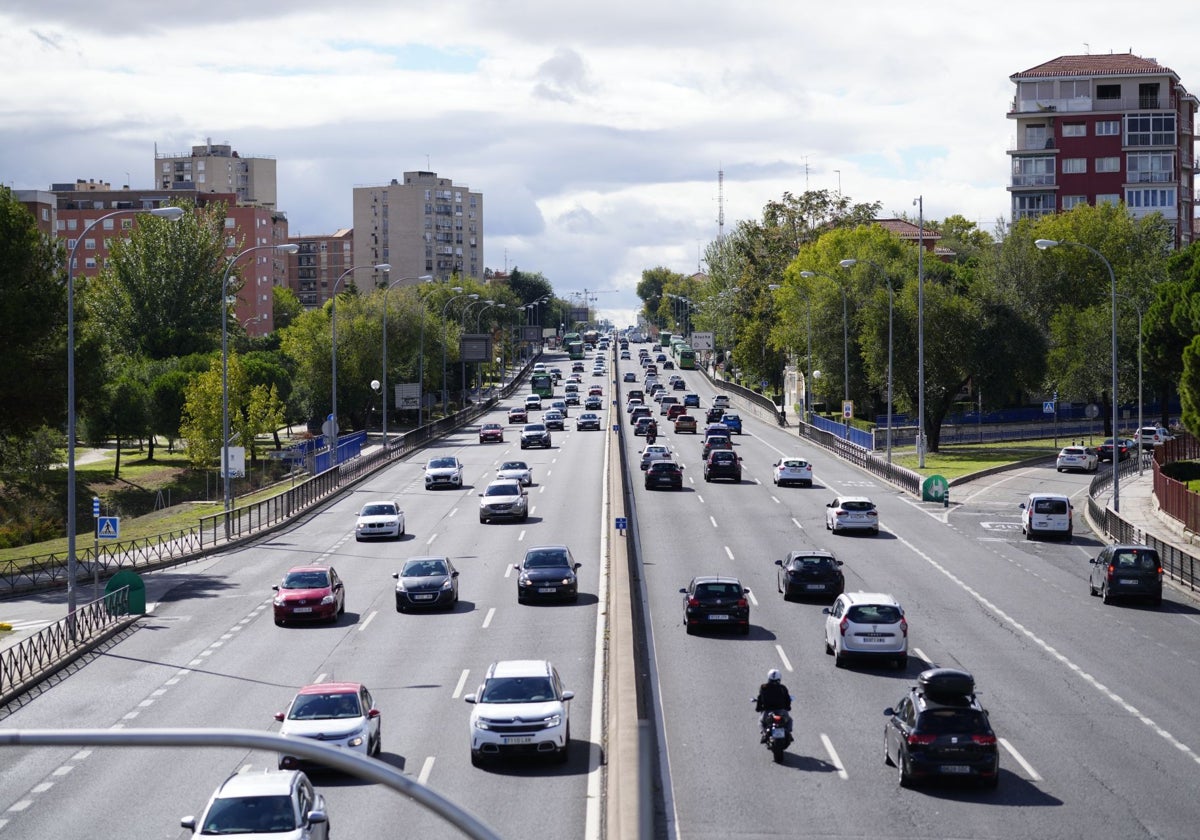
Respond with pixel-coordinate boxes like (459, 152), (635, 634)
(891, 529), (1200, 768)
(820, 734), (849, 779)
(482, 607), (495, 629)
(775, 644), (793, 672)
(30, 783), (51, 794)
(999, 737), (1042, 780)
(791, 518), (803, 530)
(51, 766), (73, 777)
(518, 530), (526, 542)
(911, 647), (930, 665)
(504, 563), (515, 578)
(539, 485), (547, 493)
(529, 506), (536, 516)
(710, 516), (718, 528)
(771, 495), (781, 504)
(452, 670), (470, 699)
(418, 756), (436, 785)
(724, 546), (735, 560)
(315, 672), (329, 683)
(695, 492), (703, 502)
(358, 611), (377, 632)
(426, 533), (438, 546)
(449, 508), (458, 517)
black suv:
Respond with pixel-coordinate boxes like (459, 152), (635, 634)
(1089, 544), (1163, 606)
(645, 460), (684, 490)
(703, 450), (742, 482)
(680, 575), (751, 635)
(884, 669), (999, 789)
(520, 423), (551, 449)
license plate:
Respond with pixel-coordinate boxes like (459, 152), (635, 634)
(502, 736), (533, 745)
(292, 607), (313, 613)
(413, 594), (435, 600)
(859, 636), (886, 643)
(940, 765), (971, 774)
(538, 587), (557, 593)
(707, 614), (729, 620)
(1119, 579), (1139, 585)
(805, 584), (826, 590)
(771, 727), (786, 738)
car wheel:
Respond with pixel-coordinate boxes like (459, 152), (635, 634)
(555, 731), (571, 764)
(685, 622), (695, 635)
(399, 525), (405, 537)
(274, 617), (284, 627)
(480, 515), (487, 523)
(1153, 591), (1163, 607)
(355, 536), (363, 542)
(884, 736), (895, 766)
(470, 750), (483, 768)
(898, 753), (913, 788)
(395, 599), (404, 613)
(1101, 584), (1112, 605)
(338, 599), (345, 617)
(824, 635), (833, 655)
(982, 770), (1000, 790)
(1088, 579), (1097, 596)
(373, 731), (382, 756)
(834, 646), (846, 668)
(1057, 467), (1063, 472)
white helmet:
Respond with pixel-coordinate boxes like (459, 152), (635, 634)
(767, 669), (781, 683)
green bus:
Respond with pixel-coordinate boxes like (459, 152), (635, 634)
(678, 346), (696, 369)
(566, 341), (584, 360)
(531, 372), (554, 398)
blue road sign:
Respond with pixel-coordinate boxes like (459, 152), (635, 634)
(97, 516), (120, 540)
(92, 497), (101, 518)
(615, 517), (628, 531)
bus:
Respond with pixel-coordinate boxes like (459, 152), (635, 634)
(678, 346), (696, 369)
(531, 372), (555, 398)
(566, 341), (584, 360)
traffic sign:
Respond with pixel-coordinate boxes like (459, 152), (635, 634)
(1043, 400), (1056, 414)
(615, 517), (628, 532)
(97, 516), (120, 540)
(92, 497), (101, 518)
(921, 475), (949, 503)
(842, 400), (854, 420)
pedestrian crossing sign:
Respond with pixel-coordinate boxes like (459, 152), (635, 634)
(97, 516), (120, 540)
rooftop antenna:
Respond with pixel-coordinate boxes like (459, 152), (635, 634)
(1084, 42), (1090, 54)
(717, 167), (725, 241)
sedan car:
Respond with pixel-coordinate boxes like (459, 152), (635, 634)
(393, 556), (459, 610)
(543, 410), (566, 431)
(666, 403), (688, 420)
(772, 457), (814, 487)
(701, 435), (733, 458)
(639, 444), (672, 469)
(275, 682), (382, 768)
(507, 407), (528, 424)
(673, 414), (698, 433)
(520, 423), (552, 449)
(181, 769), (328, 839)
(680, 575), (751, 635)
(479, 479), (529, 523)
(776, 551), (844, 600)
(354, 500), (404, 540)
(825, 496), (879, 535)
(424, 456), (464, 489)
(644, 459), (684, 489)
(514, 544), (581, 603)
(575, 412), (602, 431)
(584, 395), (604, 410)
(272, 566), (345, 626)
(634, 416), (658, 437)
(497, 460), (533, 486)
(464, 659), (574, 766)
(478, 422), (505, 443)
(1096, 437), (1132, 462)
(1088, 544), (1163, 606)
(823, 591), (907, 669)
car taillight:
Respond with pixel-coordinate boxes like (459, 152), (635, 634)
(834, 508), (844, 517)
(1107, 564), (1116, 578)
(907, 733), (936, 746)
(736, 598), (748, 607)
(687, 597), (700, 607)
(899, 617), (908, 637)
(839, 616), (848, 636)
(971, 734), (997, 746)
(866, 510), (878, 518)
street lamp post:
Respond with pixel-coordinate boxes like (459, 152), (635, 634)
(330, 263), (390, 466)
(840, 258), (894, 462)
(1036, 239), (1120, 511)
(221, 243), (299, 525)
(461, 298), (492, 399)
(476, 302), (504, 388)
(66, 205), (184, 630)
(441, 290), (472, 409)
(1117, 295), (1145, 476)
(381, 275), (432, 446)
(801, 270), (850, 437)
(914, 195), (926, 467)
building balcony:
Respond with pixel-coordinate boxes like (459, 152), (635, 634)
(1010, 93), (1176, 115)
(1009, 174), (1057, 188)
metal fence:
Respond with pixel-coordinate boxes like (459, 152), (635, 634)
(798, 420), (923, 497)
(1151, 435), (1200, 532)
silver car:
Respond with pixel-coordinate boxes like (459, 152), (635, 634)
(479, 479), (529, 523)
(823, 592), (907, 669)
(182, 769), (328, 839)
(424, 456), (464, 489)
(497, 460), (533, 486)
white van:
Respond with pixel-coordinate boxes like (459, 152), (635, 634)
(1019, 493), (1073, 540)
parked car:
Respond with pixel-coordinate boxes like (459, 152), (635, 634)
(479, 479), (529, 523)
(776, 550), (844, 600)
(272, 566), (345, 626)
(393, 556), (459, 610)
(644, 459), (684, 490)
(464, 659), (574, 766)
(825, 496), (879, 535)
(1055, 445), (1098, 473)
(354, 500), (404, 540)
(823, 591), (907, 669)
(181, 769), (329, 839)
(1089, 544), (1163, 606)
(478, 422), (505, 443)
(275, 682), (382, 768)
(772, 457), (813, 487)
(520, 423), (552, 449)
(680, 575), (751, 635)
(424, 456), (464, 489)
(703, 450), (742, 482)
(514, 545), (580, 603)
(1019, 493), (1072, 540)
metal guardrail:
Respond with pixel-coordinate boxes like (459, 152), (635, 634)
(1, 587), (132, 705)
(797, 421), (922, 496)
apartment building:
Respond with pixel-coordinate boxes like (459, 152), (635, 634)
(1008, 52), (1197, 245)
(154, 139), (278, 209)
(287, 229), (354, 308)
(352, 171), (483, 286)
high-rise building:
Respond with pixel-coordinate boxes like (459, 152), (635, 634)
(352, 171), (483, 287)
(154, 139), (278, 209)
(287, 229), (354, 308)
(1008, 52), (1197, 246)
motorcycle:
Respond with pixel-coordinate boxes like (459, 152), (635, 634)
(754, 700), (793, 762)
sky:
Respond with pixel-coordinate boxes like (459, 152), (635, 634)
(3, 1), (1198, 327)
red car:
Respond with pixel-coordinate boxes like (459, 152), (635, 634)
(507, 407), (528, 424)
(479, 422), (505, 443)
(588, 385), (604, 397)
(273, 565), (345, 626)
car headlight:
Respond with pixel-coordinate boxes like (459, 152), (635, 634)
(347, 732), (365, 748)
(394, 581), (406, 592)
(473, 718), (493, 731)
(441, 579), (453, 591)
(273, 596), (285, 607)
(543, 713), (562, 727)
(519, 575), (532, 586)
(320, 594), (336, 605)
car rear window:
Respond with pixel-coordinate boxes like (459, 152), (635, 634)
(791, 556), (834, 570)
(1033, 498), (1068, 515)
(846, 604), (901, 624)
(1113, 549), (1159, 569)
(841, 501), (874, 512)
(917, 708), (988, 733)
(696, 583), (741, 597)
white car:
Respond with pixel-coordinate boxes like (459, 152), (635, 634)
(1055, 446), (1098, 473)
(1137, 426), (1175, 448)
(497, 460), (533, 486)
(354, 500), (404, 540)
(825, 496), (879, 534)
(479, 479), (529, 523)
(712, 395), (731, 409)
(823, 592), (907, 669)
(274, 682), (382, 769)
(424, 456), (464, 489)
(772, 457), (814, 487)
(464, 659), (574, 766)
(1020, 492), (1073, 540)
(524, 394), (543, 411)
(181, 769), (328, 839)
(639, 444), (672, 470)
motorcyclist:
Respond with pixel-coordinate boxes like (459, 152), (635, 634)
(645, 420), (658, 445)
(755, 669), (793, 741)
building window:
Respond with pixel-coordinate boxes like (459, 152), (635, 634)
(1062, 196), (1088, 210)
(1063, 158), (1087, 174)
(225, 218), (236, 228)
(1125, 188), (1175, 208)
(121, 218), (133, 230)
(84, 257), (97, 269)
(1013, 192), (1055, 219)
(1096, 84), (1121, 100)
(1061, 80), (1090, 99)
(1063, 123), (1087, 137)
(67, 219), (78, 231)
(1096, 120), (1120, 136)
(1127, 152), (1175, 183)
(1096, 157), (1120, 173)
(1012, 156), (1055, 186)
(101, 218), (114, 230)
(1126, 113), (1176, 147)
(84, 238), (96, 250)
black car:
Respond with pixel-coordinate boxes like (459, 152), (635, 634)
(705, 407), (725, 424)
(584, 395), (604, 410)
(775, 551), (844, 600)
(680, 576), (750, 634)
(543, 410), (565, 431)
(514, 545), (581, 603)
(392, 556), (459, 611)
(703, 450), (742, 482)
(520, 423), (552, 449)
(575, 412), (602, 431)
(645, 460), (684, 489)
(1089, 544), (1163, 605)
(630, 405), (653, 426)
(1096, 437), (1132, 462)
(884, 669), (999, 789)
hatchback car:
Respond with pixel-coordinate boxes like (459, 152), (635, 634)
(424, 456), (464, 489)
(772, 457), (814, 487)
(683, 393), (701, 408)
(673, 414), (698, 433)
(1089, 544), (1163, 605)
(497, 460), (533, 486)
(275, 682), (382, 769)
(575, 412), (602, 431)
(776, 550), (844, 600)
(479, 479), (529, 523)
(182, 769), (328, 839)
(1019, 493), (1072, 540)
(464, 659), (574, 765)
(273, 566), (345, 626)
(514, 545), (581, 603)
(507, 406), (528, 424)
(658, 396), (680, 416)
(701, 435), (733, 458)
(1137, 426), (1174, 449)
(520, 423), (552, 449)
(543, 410), (565, 431)
(393, 556), (459, 610)
(672, 377), (686, 389)
(478, 422), (505, 444)
(823, 592), (907, 668)
(884, 669), (999, 789)
(623, 371), (637, 382)
(705, 407), (725, 424)
(630, 406), (653, 426)
(720, 412), (743, 434)
(634, 417), (658, 437)
(550, 399), (569, 416)
(639, 444), (672, 469)
(354, 500), (404, 541)
(644, 459), (684, 490)
(703, 450), (742, 482)
(712, 395), (731, 409)
(680, 575), (751, 635)
(1055, 445), (1097, 473)
(666, 403), (688, 420)
(825, 496), (879, 535)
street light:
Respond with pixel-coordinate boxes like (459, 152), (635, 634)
(441, 290), (473, 409)
(914, 195), (926, 467)
(800, 270), (850, 437)
(330, 263), (390, 466)
(1116, 293), (1146, 475)
(840, 258), (894, 462)
(1036, 238), (1120, 510)
(461, 298), (492, 399)
(477, 303), (505, 387)
(65, 205), (184, 630)
(381, 275), (433, 446)
(221, 243), (299, 523)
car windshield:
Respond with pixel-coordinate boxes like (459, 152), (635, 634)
(525, 424), (546, 432)
(281, 571), (330, 590)
(429, 458), (457, 469)
(917, 708), (989, 734)
(846, 604), (901, 623)
(524, 549), (570, 568)
(500, 461), (528, 471)
(289, 692), (362, 720)
(204, 794), (295, 834)
(480, 676), (556, 703)
(360, 504), (396, 517)
(402, 559), (448, 577)
(485, 484), (520, 497)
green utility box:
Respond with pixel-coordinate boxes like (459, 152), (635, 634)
(105, 570), (146, 615)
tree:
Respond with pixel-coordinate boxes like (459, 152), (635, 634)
(179, 353), (278, 470)
(1180, 335), (1200, 437)
(90, 374), (151, 479)
(272, 285), (304, 333)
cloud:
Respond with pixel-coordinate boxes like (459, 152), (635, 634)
(532, 47), (595, 103)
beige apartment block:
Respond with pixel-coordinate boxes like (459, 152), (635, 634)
(154, 139), (278, 210)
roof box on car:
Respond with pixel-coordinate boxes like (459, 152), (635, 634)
(917, 668), (975, 701)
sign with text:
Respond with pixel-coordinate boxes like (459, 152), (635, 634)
(220, 446), (246, 478)
(460, 334), (492, 363)
(520, 325), (542, 342)
(690, 331), (714, 350)
(394, 383), (420, 409)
